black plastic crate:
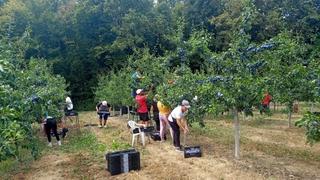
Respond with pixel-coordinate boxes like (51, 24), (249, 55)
(142, 126), (155, 133)
(106, 149), (140, 176)
(150, 131), (161, 141)
(183, 146), (202, 158)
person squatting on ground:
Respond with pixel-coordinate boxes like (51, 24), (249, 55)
(64, 96), (73, 116)
(157, 100), (173, 142)
(168, 100), (190, 151)
(43, 116), (61, 147)
(96, 101), (111, 128)
(135, 89), (150, 126)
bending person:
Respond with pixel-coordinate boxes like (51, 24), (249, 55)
(96, 101), (111, 128)
(168, 100), (190, 151)
(44, 116), (61, 147)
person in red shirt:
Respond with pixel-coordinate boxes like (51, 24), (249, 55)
(260, 91), (272, 115)
(135, 89), (150, 125)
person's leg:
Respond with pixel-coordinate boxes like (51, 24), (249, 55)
(98, 114), (103, 127)
(173, 119), (181, 148)
(168, 120), (180, 148)
(153, 112), (160, 131)
(103, 114), (108, 127)
(164, 115), (173, 140)
(44, 123), (52, 144)
(140, 113), (149, 125)
(159, 115), (166, 141)
(51, 120), (61, 144)
(139, 113), (144, 125)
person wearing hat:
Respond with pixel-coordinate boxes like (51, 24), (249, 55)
(64, 96), (73, 115)
(96, 101), (111, 128)
(168, 100), (190, 151)
(135, 89), (150, 125)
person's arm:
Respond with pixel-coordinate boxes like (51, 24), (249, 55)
(176, 117), (188, 133)
(96, 103), (100, 112)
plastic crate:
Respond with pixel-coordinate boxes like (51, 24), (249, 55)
(150, 131), (161, 141)
(106, 149), (140, 175)
(183, 146), (202, 158)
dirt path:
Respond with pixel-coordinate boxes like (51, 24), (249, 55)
(16, 112), (320, 180)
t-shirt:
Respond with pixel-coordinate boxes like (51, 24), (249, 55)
(135, 95), (148, 113)
(66, 102), (73, 111)
(262, 94), (272, 105)
(96, 102), (111, 112)
(168, 106), (186, 122)
(131, 71), (142, 83)
(157, 101), (171, 116)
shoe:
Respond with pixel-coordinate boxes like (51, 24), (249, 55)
(98, 125), (102, 128)
(104, 125), (107, 128)
(48, 142), (52, 147)
(57, 141), (62, 146)
(175, 147), (183, 152)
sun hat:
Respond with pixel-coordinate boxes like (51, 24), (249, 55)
(66, 97), (72, 103)
(181, 100), (191, 108)
(136, 89), (143, 95)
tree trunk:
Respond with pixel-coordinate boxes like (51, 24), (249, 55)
(120, 106), (123, 116)
(273, 102), (276, 112)
(112, 106), (115, 116)
(233, 107), (240, 159)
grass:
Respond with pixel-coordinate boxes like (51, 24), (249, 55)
(192, 114), (320, 164)
(0, 133), (47, 179)
(242, 138), (320, 162)
(60, 130), (107, 156)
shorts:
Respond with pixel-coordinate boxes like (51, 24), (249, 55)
(98, 112), (109, 120)
(139, 112), (149, 122)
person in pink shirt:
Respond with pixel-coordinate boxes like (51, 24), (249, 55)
(135, 89), (150, 125)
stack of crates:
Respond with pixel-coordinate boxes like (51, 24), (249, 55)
(105, 149), (140, 176)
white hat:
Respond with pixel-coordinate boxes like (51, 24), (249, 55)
(136, 89), (143, 95)
(181, 100), (191, 108)
(66, 97), (72, 103)
(102, 101), (107, 105)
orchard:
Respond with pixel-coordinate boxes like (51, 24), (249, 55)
(1, 0), (320, 179)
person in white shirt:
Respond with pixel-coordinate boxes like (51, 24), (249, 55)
(168, 100), (190, 151)
(65, 96), (73, 115)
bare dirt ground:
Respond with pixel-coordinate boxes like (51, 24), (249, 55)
(14, 111), (320, 180)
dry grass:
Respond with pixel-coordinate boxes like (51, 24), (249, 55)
(9, 110), (320, 180)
